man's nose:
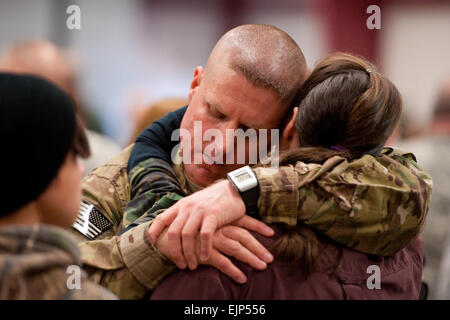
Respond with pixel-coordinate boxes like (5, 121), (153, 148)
(208, 120), (239, 160)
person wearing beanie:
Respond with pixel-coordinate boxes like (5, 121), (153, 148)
(0, 73), (117, 299)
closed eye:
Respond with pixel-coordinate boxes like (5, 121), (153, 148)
(207, 102), (227, 120)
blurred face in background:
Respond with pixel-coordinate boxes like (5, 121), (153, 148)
(432, 116), (450, 135)
(180, 63), (286, 187)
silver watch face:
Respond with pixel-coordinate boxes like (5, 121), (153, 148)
(234, 171), (252, 183)
(228, 166), (258, 192)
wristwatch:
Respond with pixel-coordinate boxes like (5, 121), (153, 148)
(227, 166), (260, 217)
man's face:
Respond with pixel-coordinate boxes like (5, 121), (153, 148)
(180, 63), (286, 187)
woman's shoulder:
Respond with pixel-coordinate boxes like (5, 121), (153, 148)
(319, 147), (432, 190)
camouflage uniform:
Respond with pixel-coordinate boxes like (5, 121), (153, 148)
(255, 148), (432, 256)
(71, 145), (181, 300)
(73, 141), (431, 300)
(0, 224), (117, 300)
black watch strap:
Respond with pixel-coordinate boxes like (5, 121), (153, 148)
(239, 186), (260, 217)
(227, 168), (260, 218)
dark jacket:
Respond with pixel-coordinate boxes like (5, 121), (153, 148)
(151, 226), (423, 300)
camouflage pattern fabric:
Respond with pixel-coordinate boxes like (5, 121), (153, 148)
(255, 147), (432, 256)
(120, 149), (202, 234)
(0, 224), (117, 300)
(74, 145), (431, 299)
(71, 144), (179, 299)
(122, 149), (187, 230)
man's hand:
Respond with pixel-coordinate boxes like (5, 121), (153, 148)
(154, 216), (274, 283)
(149, 179), (271, 269)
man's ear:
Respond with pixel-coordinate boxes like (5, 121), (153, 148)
(188, 66), (204, 102)
(282, 107), (299, 142)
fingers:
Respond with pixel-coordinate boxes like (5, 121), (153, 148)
(222, 225), (273, 264)
(199, 215), (217, 262)
(149, 206), (179, 243)
(207, 249), (247, 284)
(181, 211), (204, 270)
(166, 210), (190, 269)
(149, 202), (220, 270)
(233, 215), (274, 237)
(214, 228), (267, 270)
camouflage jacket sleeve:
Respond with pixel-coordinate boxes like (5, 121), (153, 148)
(122, 157), (186, 229)
(253, 148), (432, 256)
(72, 146), (182, 299)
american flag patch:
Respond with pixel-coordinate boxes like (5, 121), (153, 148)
(73, 201), (112, 240)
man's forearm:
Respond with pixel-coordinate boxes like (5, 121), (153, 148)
(124, 157), (186, 228)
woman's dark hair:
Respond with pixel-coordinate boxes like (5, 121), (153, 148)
(271, 52), (402, 276)
(281, 52), (402, 165)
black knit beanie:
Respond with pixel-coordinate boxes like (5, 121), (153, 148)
(0, 73), (77, 216)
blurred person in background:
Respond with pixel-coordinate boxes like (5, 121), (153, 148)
(395, 78), (450, 299)
(128, 98), (188, 145)
(0, 40), (121, 176)
(387, 111), (426, 146)
(399, 112), (426, 141)
(0, 73), (116, 299)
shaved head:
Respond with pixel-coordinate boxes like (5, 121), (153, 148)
(205, 24), (307, 105)
(181, 24), (308, 186)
